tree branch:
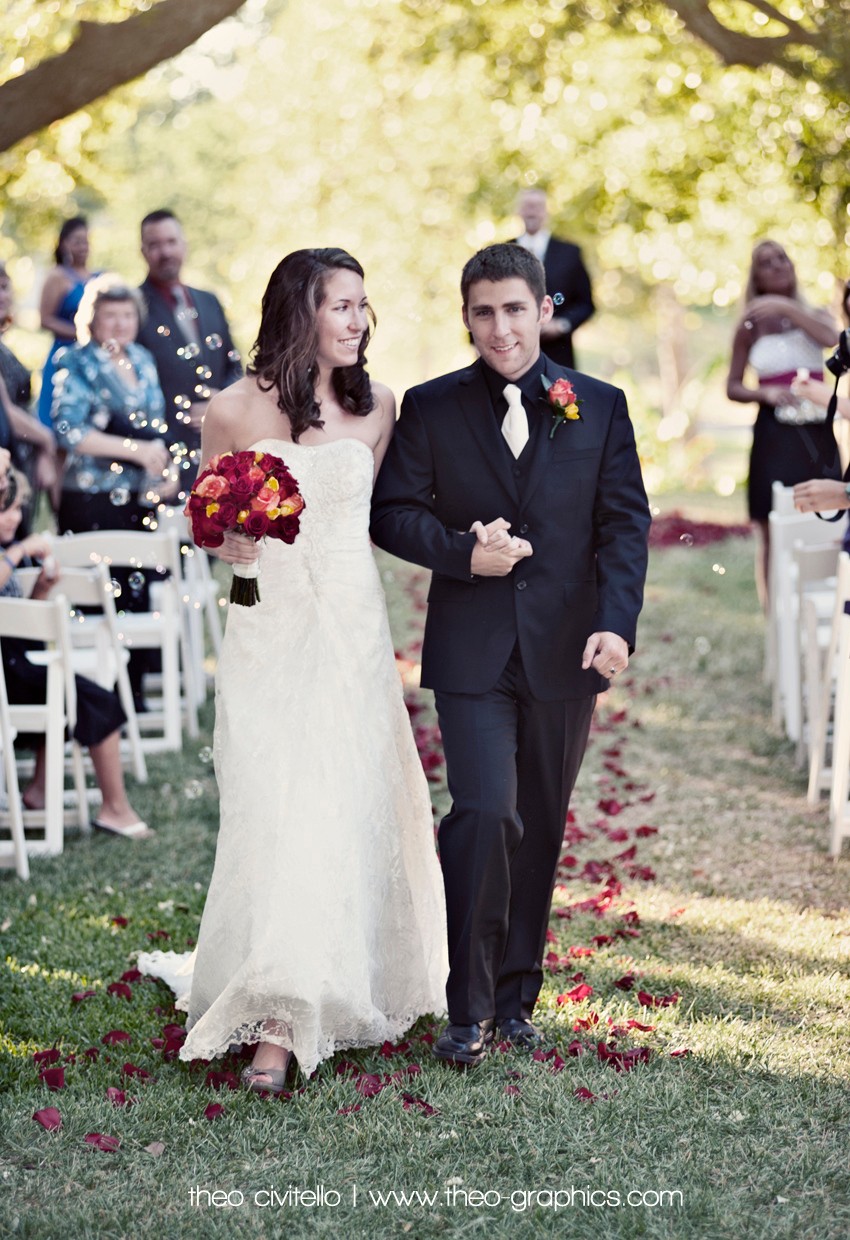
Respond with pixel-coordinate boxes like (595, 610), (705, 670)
(665, 0), (823, 70)
(0, 0), (248, 153)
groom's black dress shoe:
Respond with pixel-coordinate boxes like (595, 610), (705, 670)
(498, 1018), (543, 1049)
(433, 1019), (495, 1067)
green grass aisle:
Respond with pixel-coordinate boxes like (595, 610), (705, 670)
(2, 533), (849, 1240)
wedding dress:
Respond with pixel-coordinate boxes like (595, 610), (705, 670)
(139, 437), (447, 1076)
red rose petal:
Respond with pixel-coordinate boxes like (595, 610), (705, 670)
(33, 1048), (61, 1066)
(102, 1030), (132, 1046)
(204, 1069), (239, 1091)
(670, 1047), (691, 1058)
(204, 1103), (226, 1120)
(85, 1133), (121, 1152)
(354, 1073), (386, 1098)
(574, 1087), (596, 1102)
(637, 990), (680, 1008)
(401, 1093), (437, 1116)
(111, 916), (129, 927)
(39, 1067), (65, 1091)
(557, 983), (593, 1004)
(71, 989), (97, 1003)
(338, 1104), (361, 1115)
(120, 969), (143, 984)
(122, 1062), (152, 1080)
(32, 1107), (62, 1131)
(107, 982), (133, 1001)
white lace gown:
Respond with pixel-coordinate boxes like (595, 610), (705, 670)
(139, 438), (448, 1076)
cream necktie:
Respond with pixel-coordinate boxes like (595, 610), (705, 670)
(501, 383), (529, 458)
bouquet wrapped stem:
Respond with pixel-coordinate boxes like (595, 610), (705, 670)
(231, 560), (261, 606)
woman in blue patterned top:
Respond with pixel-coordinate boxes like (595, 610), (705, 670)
(52, 275), (175, 708)
(52, 273), (174, 535)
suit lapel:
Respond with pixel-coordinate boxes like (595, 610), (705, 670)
(458, 363), (521, 507)
(522, 364), (569, 509)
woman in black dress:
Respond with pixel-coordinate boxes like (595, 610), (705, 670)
(727, 241), (839, 606)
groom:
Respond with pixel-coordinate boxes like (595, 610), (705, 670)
(371, 244), (650, 1065)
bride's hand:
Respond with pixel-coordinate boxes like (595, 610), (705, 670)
(215, 530), (260, 564)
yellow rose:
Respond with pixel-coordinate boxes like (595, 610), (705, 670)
(565, 405), (580, 420)
(237, 509), (249, 524)
(205, 502), (220, 517)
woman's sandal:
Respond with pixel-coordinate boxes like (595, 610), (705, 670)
(241, 1059), (293, 1097)
(92, 819), (154, 840)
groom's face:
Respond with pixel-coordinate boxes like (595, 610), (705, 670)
(463, 277), (553, 382)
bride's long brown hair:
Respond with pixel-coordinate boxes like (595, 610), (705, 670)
(248, 248), (375, 441)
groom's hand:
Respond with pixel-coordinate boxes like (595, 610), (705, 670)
(582, 631), (629, 678)
(470, 534), (532, 577)
(470, 517), (512, 551)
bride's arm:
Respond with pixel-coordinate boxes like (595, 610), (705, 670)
(195, 382), (259, 565)
(197, 381), (250, 473)
(370, 382), (397, 482)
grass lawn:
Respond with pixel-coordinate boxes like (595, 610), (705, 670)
(2, 521), (849, 1240)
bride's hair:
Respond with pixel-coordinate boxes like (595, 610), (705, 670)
(248, 248), (375, 441)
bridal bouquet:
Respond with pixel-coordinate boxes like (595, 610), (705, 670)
(185, 450), (305, 606)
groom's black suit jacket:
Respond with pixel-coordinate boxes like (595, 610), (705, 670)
(370, 359), (650, 702)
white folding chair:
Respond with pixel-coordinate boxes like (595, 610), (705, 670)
(18, 563), (148, 783)
(767, 484), (843, 741)
(0, 594), (89, 856)
(793, 542), (840, 767)
(0, 653), (30, 879)
(829, 599), (850, 856)
(52, 529), (197, 752)
(808, 552), (850, 805)
(156, 506), (223, 707)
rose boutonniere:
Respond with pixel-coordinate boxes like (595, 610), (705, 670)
(541, 375), (582, 439)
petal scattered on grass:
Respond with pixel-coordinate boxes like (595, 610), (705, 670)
(557, 983), (593, 1004)
(33, 1048), (61, 1067)
(39, 1067), (65, 1091)
(637, 990), (680, 1008)
(574, 1087), (596, 1102)
(401, 1093), (437, 1116)
(84, 1133), (121, 1152)
(101, 1030), (132, 1046)
(71, 990), (97, 1003)
(204, 1103), (226, 1120)
(32, 1107), (62, 1131)
(107, 982), (133, 1001)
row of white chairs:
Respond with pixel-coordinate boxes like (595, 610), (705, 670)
(0, 519), (225, 876)
(767, 482), (850, 855)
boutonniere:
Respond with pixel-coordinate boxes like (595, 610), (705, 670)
(541, 375), (582, 439)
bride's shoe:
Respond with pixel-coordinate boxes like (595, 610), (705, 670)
(241, 1052), (293, 1096)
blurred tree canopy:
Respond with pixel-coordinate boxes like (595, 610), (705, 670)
(0, 0), (846, 496)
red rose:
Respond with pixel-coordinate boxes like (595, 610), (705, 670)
(244, 511), (270, 539)
(228, 475), (254, 501)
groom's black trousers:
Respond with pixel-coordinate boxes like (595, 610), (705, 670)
(434, 645), (595, 1025)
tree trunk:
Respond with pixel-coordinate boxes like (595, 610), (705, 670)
(0, 0), (248, 153)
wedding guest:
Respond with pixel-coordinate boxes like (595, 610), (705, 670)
(0, 262), (59, 528)
(52, 273), (173, 708)
(136, 210), (242, 490)
(726, 240), (839, 606)
(36, 216), (94, 428)
(51, 273), (172, 536)
(511, 188), (594, 369)
(0, 470), (152, 838)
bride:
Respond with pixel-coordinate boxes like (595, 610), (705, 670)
(140, 249), (447, 1092)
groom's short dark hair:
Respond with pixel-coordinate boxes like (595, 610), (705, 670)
(461, 244), (546, 307)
